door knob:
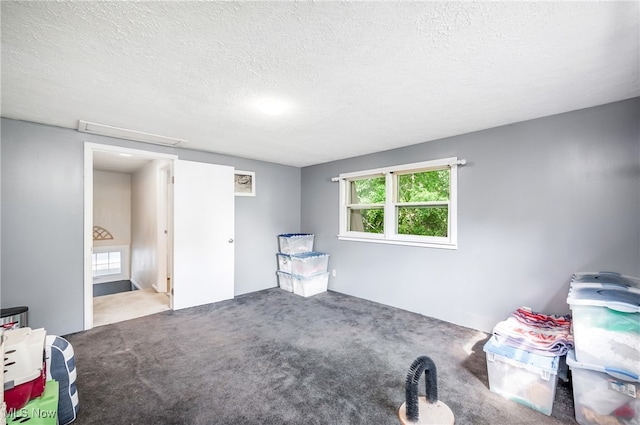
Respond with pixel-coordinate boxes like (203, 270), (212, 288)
(228, 238), (234, 243)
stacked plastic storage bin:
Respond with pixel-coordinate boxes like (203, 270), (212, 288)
(482, 306), (569, 416)
(566, 272), (640, 425)
(276, 233), (330, 297)
(483, 336), (560, 416)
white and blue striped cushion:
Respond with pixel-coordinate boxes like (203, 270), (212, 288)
(45, 335), (79, 425)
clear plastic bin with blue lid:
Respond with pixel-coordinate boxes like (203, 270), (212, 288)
(288, 252), (329, 277)
(484, 336), (560, 375)
(276, 251), (329, 276)
(278, 233), (314, 255)
(571, 271), (640, 288)
(566, 349), (639, 425)
(483, 336), (559, 416)
(567, 271), (640, 377)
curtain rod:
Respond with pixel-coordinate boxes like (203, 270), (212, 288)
(330, 159), (467, 182)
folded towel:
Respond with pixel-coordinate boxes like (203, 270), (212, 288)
(493, 307), (573, 356)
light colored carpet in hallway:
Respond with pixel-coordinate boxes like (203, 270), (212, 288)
(93, 288), (170, 327)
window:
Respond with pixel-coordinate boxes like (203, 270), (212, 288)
(338, 157), (460, 249)
(92, 251), (121, 277)
(92, 245), (130, 283)
(346, 175), (386, 234)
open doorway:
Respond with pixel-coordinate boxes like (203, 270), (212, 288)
(84, 143), (177, 329)
(84, 143), (237, 330)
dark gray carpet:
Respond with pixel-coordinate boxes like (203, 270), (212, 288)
(65, 289), (577, 424)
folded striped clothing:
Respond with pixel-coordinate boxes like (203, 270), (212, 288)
(493, 307), (574, 356)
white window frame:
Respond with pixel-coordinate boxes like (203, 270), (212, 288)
(92, 245), (130, 284)
(338, 157), (458, 249)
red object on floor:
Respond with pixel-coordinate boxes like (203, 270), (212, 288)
(4, 362), (46, 412)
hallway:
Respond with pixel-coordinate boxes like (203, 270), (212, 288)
(93, 288), (170, 327)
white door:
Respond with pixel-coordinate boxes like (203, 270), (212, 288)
(172, 160), (235, 310)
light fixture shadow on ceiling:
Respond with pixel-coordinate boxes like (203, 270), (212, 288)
(78, 120), (187, 146)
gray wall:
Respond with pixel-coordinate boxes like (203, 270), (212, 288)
(301, 98), (640, 332)
(1, 118), (300, 335)
(3, 98), (637, 336)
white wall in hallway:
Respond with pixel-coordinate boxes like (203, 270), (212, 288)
(131, 159), (167, 289)
(93, 170), (131, 248)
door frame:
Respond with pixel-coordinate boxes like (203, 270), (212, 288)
(83, 142), (178, 330)
(156, 163), (173, 301)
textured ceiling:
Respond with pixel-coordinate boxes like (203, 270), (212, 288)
(2, 1), (639, 167)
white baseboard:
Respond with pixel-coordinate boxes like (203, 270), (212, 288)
(130, 279), (142, 290)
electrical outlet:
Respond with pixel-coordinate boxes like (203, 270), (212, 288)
(332, 269), (337, 277)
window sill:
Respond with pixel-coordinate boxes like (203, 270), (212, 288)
(337, 234), (457, 250)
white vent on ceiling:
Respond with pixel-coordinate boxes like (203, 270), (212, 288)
(77, 120), (187, 146)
